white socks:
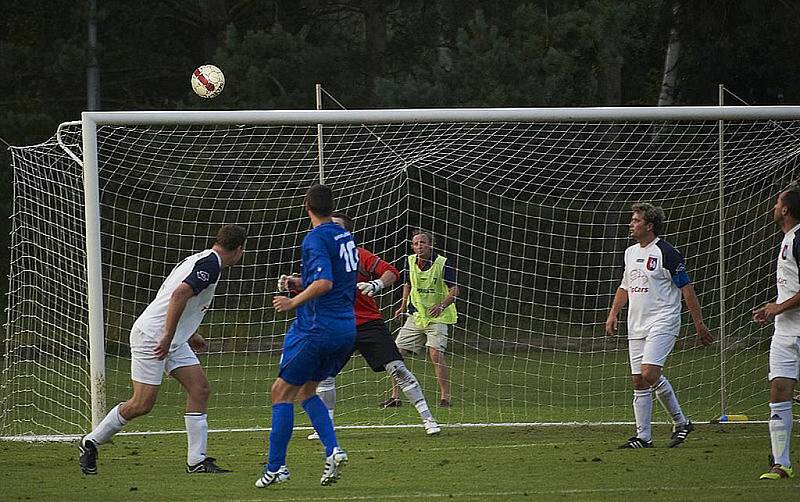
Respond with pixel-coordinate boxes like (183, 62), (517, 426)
(185, 412), (208, 466)
(85, 403), (128, 445)
(633, 389), (653, 441)
(768, 401), (793, 468)
(386, 360), (434, 422)
(653, 375), (687, 426)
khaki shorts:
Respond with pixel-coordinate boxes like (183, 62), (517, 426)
(129, 327), (200, 385)
(394, 316), (449, 354)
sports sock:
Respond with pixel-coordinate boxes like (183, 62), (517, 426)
(768, 401), (793, 468)
(302, 395), (338, 456)
(85, 403), (128, 445)
(386, 361), (434, 421)
(267, 402), (294, 472)
(316, 378), (337, 425)
(653, 375), (687, 426)
(185, 412), (208, 466)
(633, 389), (653, 441)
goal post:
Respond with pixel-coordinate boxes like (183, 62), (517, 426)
(4, 106), (800, 439)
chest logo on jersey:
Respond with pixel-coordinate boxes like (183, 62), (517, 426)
(646, 256), (658, 271)
(197, 271), (209, 282)
(628, 269), (649, 293)
(781, 244), (788, 260)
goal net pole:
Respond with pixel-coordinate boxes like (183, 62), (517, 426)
(81, 116), (107, 429)
(7, 103), (792, 437)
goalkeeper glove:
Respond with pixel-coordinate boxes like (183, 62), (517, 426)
(356, 279), (385, 297)
(277, 273), (299, 292)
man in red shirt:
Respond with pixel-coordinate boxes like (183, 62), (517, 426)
(279, 213), (441, 436)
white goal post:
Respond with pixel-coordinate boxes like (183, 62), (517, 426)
(3, 106), (800, 438)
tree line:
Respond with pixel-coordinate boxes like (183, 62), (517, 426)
(1, 0), (799, 305)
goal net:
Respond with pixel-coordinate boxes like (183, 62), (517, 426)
(3, 108), (799, 438)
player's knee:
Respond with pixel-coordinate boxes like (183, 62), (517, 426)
(641, 368), (660, 387)
(270, 379), (289, 402)
(124, 398), (155, 418)
(190, 381), (211, 403)
(770, 378), (795, 402)
(386, 361), (414, 387)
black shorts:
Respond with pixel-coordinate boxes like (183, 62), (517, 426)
(350, 319), (403, 372)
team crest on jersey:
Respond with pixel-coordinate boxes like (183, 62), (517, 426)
(781, 244), (788, 260)
(197, 270), (209, 282)
(646, 256), (658, 271)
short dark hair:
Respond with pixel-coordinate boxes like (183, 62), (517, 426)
(305, 184), (334, 217)
(781, 187), (800, 220)
(214, 224), (247, 250)
(330, 212), (354, 232)
(631, 202), (666, 236)
(411, 228), (434, 246)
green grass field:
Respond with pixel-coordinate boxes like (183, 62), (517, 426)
(2, 345), (792, 500)
(2, 423), (798, 501)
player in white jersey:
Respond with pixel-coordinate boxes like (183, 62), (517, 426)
(606, 203), (713, 449)
(753, 187), (800, 480)
(78, 225), (246, 476)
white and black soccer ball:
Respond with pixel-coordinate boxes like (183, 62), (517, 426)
(191, 64), (225, 99)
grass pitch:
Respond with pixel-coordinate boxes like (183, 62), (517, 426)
(2, 423), (797, 501)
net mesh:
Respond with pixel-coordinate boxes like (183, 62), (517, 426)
(3, 115), (799, 436)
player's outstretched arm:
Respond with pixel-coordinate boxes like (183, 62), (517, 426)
(605, 287), (628, 336)
(680, 283), (714, 346)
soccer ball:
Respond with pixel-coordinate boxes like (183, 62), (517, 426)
(191, 64), (225, 99)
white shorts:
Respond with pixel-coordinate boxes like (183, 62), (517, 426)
(768, 335), (800, 381)
(628, 332), (677, 375)
(395, 316), (449, 354)
(129, 327), (200, 385)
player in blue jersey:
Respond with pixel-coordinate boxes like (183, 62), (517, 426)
(256, 184), (357, 489)
(78, 224), (247, 475)
(606, 203), (713, 449)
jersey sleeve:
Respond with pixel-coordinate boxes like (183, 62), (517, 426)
(619, 250), (629, 290)
(182, 254), (221, 295)
(443, 260), (457, 287)
(397, 257), (410, 285)
(793, 233), (800, 274)
(359, 248), (399, 281)
(659, 241), (691, 289)
(304, 233), (334, 284)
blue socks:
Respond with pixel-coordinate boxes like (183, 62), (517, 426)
(303, 395), (338, 456)
(267, 402), (294, 472)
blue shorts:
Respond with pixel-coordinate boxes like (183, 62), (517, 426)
(279, 325), (356, 386)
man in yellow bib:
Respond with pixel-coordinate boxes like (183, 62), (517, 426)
(386, 230), (458, 407)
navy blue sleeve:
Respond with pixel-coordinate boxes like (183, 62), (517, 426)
(182, 254), (221, 295)
(793, 234), (800, 274)
(657, 240), (691, 289)
(443, 261), (457, 287)
(397, 258), (409, 285)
